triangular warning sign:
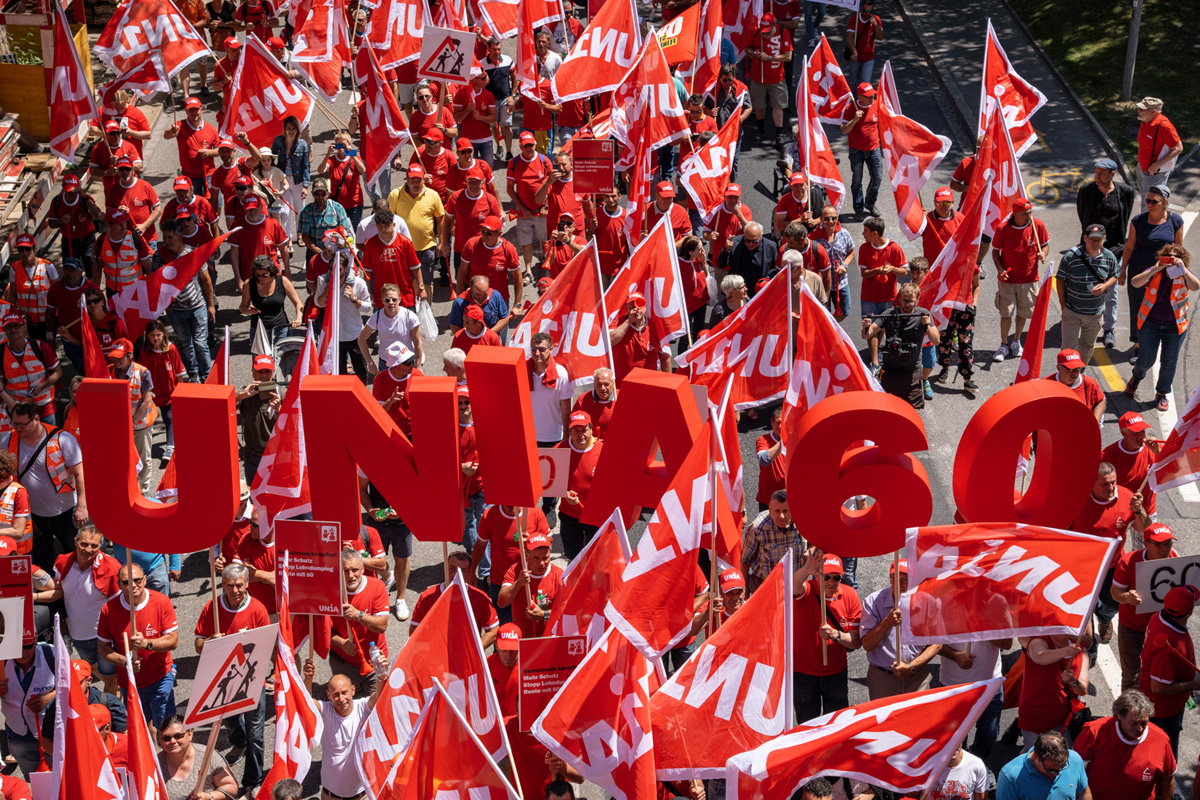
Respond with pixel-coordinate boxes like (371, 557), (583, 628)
(419, 35), (467, 79)
(188, 642), (261, 724)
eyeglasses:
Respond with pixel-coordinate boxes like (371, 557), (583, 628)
(1041, 761), (1064, 776)
(253, 271), (272, 277)
(482, 229), (500, 235)
(87, 298), (105, 305)
(1147, 199), (1162, 206)
(458, 149), (473, 154)
(11, 420), (35, 428)
(745, 237), (762, 246)
(161, 732), (188, 742)
(532, 345), (551, 353)
(417, 94), (432, 102)
(822, 216), (837, 221)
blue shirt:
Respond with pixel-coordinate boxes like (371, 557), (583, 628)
(448, 289), (510, 330)
(111, 546), (181, 575)
(997, 751), (1088, 800)
(720, 36), (737, 67)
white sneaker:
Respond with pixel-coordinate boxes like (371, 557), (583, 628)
(392, 598), (410, 622)
(1010, 340), (1023, 358)
(162, 445), (175, 461)
(992, 343), (1010, 362)
(385, 575), (396, 593)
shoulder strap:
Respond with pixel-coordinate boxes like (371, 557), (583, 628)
(16, 426), (59, 482)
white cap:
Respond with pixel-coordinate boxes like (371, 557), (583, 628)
(385, 341), (416, 368)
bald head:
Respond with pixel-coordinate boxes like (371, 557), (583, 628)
(328, 673), (357, 715)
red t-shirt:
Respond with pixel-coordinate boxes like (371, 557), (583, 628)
(572, 391), (615, 440)
(1069, 487), (1134, 567)
(462, 235), (521, 304)
(710, 204), (751, 261)
(454, 86), (496, 142)
(362, 231), (420, 307)
(141, 345), (186, 407)
(557, 96), (590, 129)
(47, 279), (100, 330)
(174, 120), (220, 185)
(500, 562), (565, 639)
(679, 255), (710, 314)
(755, 433), (787, 505)
(774, 189), (813, 227)
(557, 439), (603, 520)
(194, 595), (271, 639)
(1112, 548), (1179, 633)
(488, 651), (519, 719)
(543, 236), (587, 278)
(793, 580), (862, 677)
(610, 322), (659, 384)
(476, 506), (551, 588)
(213, 57), (237, 109)
(646, 201), (691, 241)
(447, 189), (502, 253)
(446, 159), (497, 199)
(410, 147), (454, 201)
(231, 216), (290, 278)
(546, 179), (589, 238)
(1017, 638), (1086, 733)
(1073, 716), (1175, 800)
(96, 591), (178, 689)
(858, 240), (907, 303)
(105, 180), (161, 242)
(679, 115), (718, 161)
(845, 12), (880, 61)
(992, 218), (1048, 284)
(1140, 612), (1195, 718)
(408, 106), (456, 141)
(90, 140), (142, 192)
(326, 156), (364, 211)
(747, 27), (791, 85)
(594, 206), (629, 277)
(1101, 440), (1157, 516)
(162, 195), (218, 232)
(522, 81), (555, 131)
(780, 241), (831, 275)
(232, 0), (275, 39)
(1045, 374), (1105, 410)
(228, 535), (277, 614)
(508, 151), (553, 214)
(1138, 114), (1181, 173)
(846, 102), (881, 152)
(50, 193), (97, 240)
(331, 575), (390, 667)
(451, 326), (503, 357)
(211, 156), (252, 207)
(0, 774), (30, 800)
(411, 581), (499, 634)
(921, 210), (963, 265)
(371, 367), (422, 436)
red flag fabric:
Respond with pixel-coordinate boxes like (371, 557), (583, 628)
(604, 213), (690, 348)
(901, 523), (1120, 644)
(876, 61), (950, 241)
(48, 0), (100, 163)
(291, 613), (331, 660)
(550, 0), (641, 102)
(515, 0), (563, 101)
(52, 618), (122, 800)
(99, 54), (169, 115)
(532, 625), (657, 800)
(220, 35), (315, 147)
(678, 0), (722, 96)
(918, 179), (988, 330)
(705, 381), (744, 568)
(721, 0), (761, 61)
(94, 0), (212, 78)
(1150, 382), (1200, 492)
(675, 268), (791, 410)
(256, 559), (323, 800)
(79, 297), (110, 379)
(725, 679), (1002, 799)
(251, 330), (319, 531)
(355, 44), (412, 186)
(605, 426), (711, 659)
(510, 240), (613, 389)
(353, 573), (509, 800)
(204, 336), (229, 386)
(781, 282), (882, 456)
(122, 652), (170, 800)
(432, 0), (466, 30)
(111, 232), (231, 342)
(978, 20), (1047, 158)
(806, 34), (853, 124)
(476, 0), (519, 39)
(796, 61), (845, 211)
(611, 34), (690, 154)
(652, 553), (792, 779)
(679, 109), (742, 224)
(291, 0), (352, 103)
(364, 0), (427, 70)
(1013, 270), (1054, 384)
(975, 105), (1028, 239)
(380, 680), (520, 800)
(546, 509), (632, 647)
(657, 2), (700, 65)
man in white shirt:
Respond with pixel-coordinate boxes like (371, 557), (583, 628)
(301, 662), (381, 800)
(315, 245), (372, 382)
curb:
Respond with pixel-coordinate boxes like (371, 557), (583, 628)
(889, 0), (975, 150)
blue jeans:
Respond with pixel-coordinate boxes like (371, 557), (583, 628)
(804, 1), (826, 41)
(1152, 710), (1184, 759)
(167, 304), (212, 381)
(659, 143), (676, 181)
(473, 140), (495, 166)
(969, 684), (1003, 762)
(664, 641), (695, 676)
(6, 732), (39, 778)
(847, 58), (875, 88)
(347, 205), (364, 232)
(143, 557), (170, 597)
(62, 339), (83, 373)
(160, 404), (174, 448)
(861, 299), (891, 324)
(462, 492), (487, 579)
(841, 557), (858, 589)
(849, 147), (883, 212)
(140, 664), (178, 731)
(1132, 319), (1185, 395)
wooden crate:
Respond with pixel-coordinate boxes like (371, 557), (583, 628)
(0, 23), (93, 141)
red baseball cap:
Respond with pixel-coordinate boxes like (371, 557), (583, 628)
(62, 174), (80, 188)
(497, 623), (521, 650)
(857, 82), (877, 97)
(267, 36), (285, 48)
(0, 313), (22, 328)
(115, 155), (134, 168)
(718, 568), (745, 593)
(557, 212), (575, 224)
(934, 186), (954, 202)
(105, 208), (128, 224)
(568, 410), (591, 429)
(525, 531), (553, 551)
(466, 165), (485, 180)
(14, 233), (35, 249)
(537, 277), (552, 289)
(457, 384), (470, 400)
(407, 163), (425, 179)
(89, 703), (112, 728)
(1119, 411), (1151, 433)
(1145, 522), (1175, 543)
(789, 173), (807, 186)
(724, 183), (742, 197)
(173, 176), (193, 191)
(759, 11), (776, 28)
(70, 659), (91, 679)
(519, 131), (536, 145)
(1164, 585), (1199, 616)
(1057, 349), (1085, 369)
(242, 195), (263, 210)
(656, 181), (675, 197)
(234, 174), (253, 187)
(482, 215), (503, 231)
(0, 538), (14, 556)
(108, 337), (133, 359)
(185, 96), (202, 110)
(456, 137), (473, 151)
(823, 554), (845, 575)
(252, 354), (275, 371)
(1012, 197), (1033, 211)
(175, 207), (196, 220)
(104, 120), (121, 133)
(224, 37), (242, 49)
(218, 138), (237, 150)
(464, 304), (485, 321)
(424, 128), (444, 142)
(626, 291), (646, 308)
(890, 558), (908, 576)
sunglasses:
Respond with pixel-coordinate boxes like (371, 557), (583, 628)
(87, 298), (105, 305)
(824, 574), (843, 583)
(161, 732), (188, 742)
(383, 297), (401, 304)
(16, 247), (31, 253)
(119, 577), (146, 586)
(1147, 199), (1162, 206)
(822, 216), (837, 221)
(236, 186), (249, 191)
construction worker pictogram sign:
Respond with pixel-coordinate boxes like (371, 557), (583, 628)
(417, 26), (476, 85)
(183, 624), (278, 727)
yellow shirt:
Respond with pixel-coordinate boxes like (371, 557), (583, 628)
(387, 187), (444, 253)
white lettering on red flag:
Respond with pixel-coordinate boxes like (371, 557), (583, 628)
(604, 214), (689, 348)
(680, 108), (742, 224)
(550, 0), (641, 102)
(364, 0), (427, 70)
(112, 232), (232, 342)
(807, 34), (853, 124)
(94, 0), (211, 78)
(796, 58), (845, 211)
(611, 33), (690, 153)
(291, 0), (352, 103)
(546, 509), (632, 648)
(99, 54), (169, 115)
(917, 179), (988, 330)
(49, 0), (100, 163)
(220, 35), (315, 148)
(677, 0), (722, 96)
(969, 105), (1029, 239)
(721, 0), (761, 61)
(901, 523), (1120, 644)
(52, 618), (122, 800)
(978, 20), (1047, 158)
(354, 43), (412, 186)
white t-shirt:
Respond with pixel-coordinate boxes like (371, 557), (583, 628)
(530, 364), (572, 442)
(356, 214), (411, 244)
(365, 306), (420, 356)
(56, 553), (117, 642)
(316, 273), (371, 342)
(930, 751), (989, 800)
(4, 429), (81, 517)
(320, 698), (370, 796)
(939, 639), (1002, 684)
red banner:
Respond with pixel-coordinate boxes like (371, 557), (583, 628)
(290, 0), (352, 103)
(978, 20), (1047, 158)
(546, 510), (631, 647)
(364, 0), (427, 70)
(677, 0), (722, 96)
(796, 60), (845, 212)
(877, 61), (950, 241)
(354, 44), (411, 186)
(676, 268), (790, 410)
(657, 2), (700, 65)
(971, 103), (1029, 239)
(550, 0), (641, 102)
(476, 0), (519, 39)
(652, 553), (791, 780)
(510, 240), (613, 389)
(571, 138), (616, 195)
(52, 621), (123, 800)
(112, 232), (230, 342)
(518, 635), (587, 732)
(1013, 271), (1054, 384)
(918, 179), (987, 330)
(725, 680), (1001, 799)
(220, 35), (315, 148)
(611, 33), (690, 153)
(1151, 381), (1200, 492)
(94, 0), (211, 79)
(274, 520), (343, 616)
(679, 109), (742, 224)
(48, 0), (99, 163)
(901, 523), (1120, 644)
(604, 214), (689, 349)
(99, 54), (169, 115)
(123, 656), (171, 800)
(806, 34), (853, 124)
(721, 0), (761, 61)
(0, 556), (33, 647)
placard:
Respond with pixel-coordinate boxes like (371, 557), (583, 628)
(276, 520), (344, 616)
(417, 26), (476, 86)
(572, 138), (616, 195)
(1134, 554), (1200, 613)
(0, 555), (34, 651)
(538, 447), (569, 498)
(518, 634), (587, 731)
(184, 624), (279, 728)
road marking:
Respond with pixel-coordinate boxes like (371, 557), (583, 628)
(1184, 211), (1198, 238)
(1096, 641), (1123, 699)
(1090, 347), (1125, 393)
(1033, 127), (1052, 154)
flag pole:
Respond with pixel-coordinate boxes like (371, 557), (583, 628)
(310, 98), (351, 135)
(892, 550), (902, 658)
(818, 550), (828, 666)
(127, 571), (138, 674)
(192, 721), (223, 792)
(517, 507), (533, 610)
(210, 548), (221, 635)
(707, 444), (718, 635)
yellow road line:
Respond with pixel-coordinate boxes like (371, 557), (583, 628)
(1090, 346), (1126, 393)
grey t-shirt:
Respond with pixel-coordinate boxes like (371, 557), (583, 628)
(3, 429), (80, 517)
(159, 744), (229, 800)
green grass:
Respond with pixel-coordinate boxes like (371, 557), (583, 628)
(1009, 0), (1197, 167)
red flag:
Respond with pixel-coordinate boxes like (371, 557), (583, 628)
(605, 426), (711, 659)
(1150, 382), (1200, 492)
(612, 34), (690, 153)
(52, 618), (122, 800)
(604, 213), (690, 348)
(432, 0), (467, 30)
(1013, 270), (1054, 384)
(679, 109), (742, 224)
(291, 610), (332, 660)
(973, 104), (1029, 239)
(721, 0), (761, 61)
(94, 0), (211, 78)
(204, 336), (230, 386)
(550, 0), (641, 102)
(291, 0), (352, 103)
(256, 559), (323, 800)
(781, 282), (882, 456)
(355, 44), (412, 186)
(876, 61), (951, 241)
(99, 54), (169, 115)
(676, 268), (791, 410)
(796, 57), (846, 212)
(652, 553), (792, 779)
(515, 0), (562, 101)
(48, 0), (100, 163)
(122, 651), (170, 800)
(678, 0), (722, 96)
(251, 330), (319, 531)
(532, 625), (657, 800)
(657, 2), (700, 65)
(978, 20), (1047, 158)
(726, 680), (1002, 798)
(706, 381), (744, 567)
(918, 180), (988, 330)
(364, 0), (428, 70)
(806, 34), (853, 124)
(901, 523), (1119, 644)
(353, 573), (510, 800)
(111, 232), (230, 342)
(476, 0), (519, 39)
(546, 509), (632, 647)
(220, 35), (315, 147)
(79, 296), (110, 379)
(380, 680), (520, 800)
(510, 240), (613, 389)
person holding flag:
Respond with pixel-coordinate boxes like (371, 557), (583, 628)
(3, 235), (58, 345)
(155, 219), (217, 382)
(0, 636), (55, 777)
(791, 550), (863, 724)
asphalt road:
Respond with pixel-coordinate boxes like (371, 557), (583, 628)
(74, 0), (1200, 796)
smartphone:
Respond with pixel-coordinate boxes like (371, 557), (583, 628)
(347, 148), (358, 157)
(257, 380), (277, 395)
(1159, 256), (1175, 266)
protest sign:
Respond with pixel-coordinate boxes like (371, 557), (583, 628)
(1135, 554), (1200, 613)
(276, 520), (344, 616)
(573, 139), (616, 194)
(185, 624), (279, 727)
(538, 448), (569, 498)
(519, 634), (587, 731)
(0, 555), (33, 653)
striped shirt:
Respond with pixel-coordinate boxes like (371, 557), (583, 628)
(1058, 245), (1118, 316)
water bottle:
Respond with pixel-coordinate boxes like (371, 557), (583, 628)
(536, 590), (549, 612)
(373, 506), (393, 522)
(368, 643), (386, 678)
